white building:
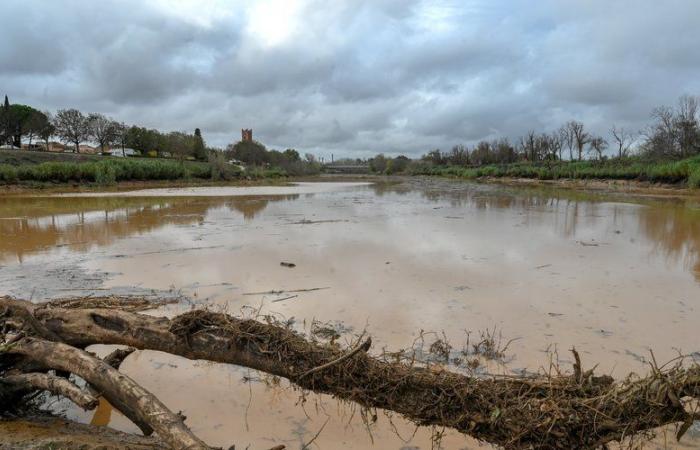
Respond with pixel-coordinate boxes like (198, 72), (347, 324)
(109, 148), (138, 157)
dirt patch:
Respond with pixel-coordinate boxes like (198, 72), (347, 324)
(0, 416), (166, 449)
(480, 176), (698, 198)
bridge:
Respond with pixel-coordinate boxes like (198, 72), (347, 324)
(322, 164), (370, 174)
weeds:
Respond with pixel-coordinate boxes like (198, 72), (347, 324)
(0, 158), (215, 184)
(428, 337), (452, 363)
(207, 152), (241, 181)
(466, 327), (518, 360)
(409, 155), (700, 187)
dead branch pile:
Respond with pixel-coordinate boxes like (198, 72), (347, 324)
(1, 295), (699, 449)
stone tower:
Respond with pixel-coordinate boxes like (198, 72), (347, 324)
(241, 129), (253, 142)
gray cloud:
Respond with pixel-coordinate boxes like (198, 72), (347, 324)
(1, 0), (699, 158)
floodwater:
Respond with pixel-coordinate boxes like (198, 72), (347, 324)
(1, 179), (700, 449)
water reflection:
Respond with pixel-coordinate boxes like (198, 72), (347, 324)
(3, 181), (700, 449)
(639, 203), (700, 279)
(371, 181), (700, 281)
(0, 195), (298, 263)
(1, 182), (699, 281)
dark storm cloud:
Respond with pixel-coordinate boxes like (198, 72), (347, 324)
(2, 0), (699, 157)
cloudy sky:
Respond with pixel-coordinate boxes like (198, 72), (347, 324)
(2, 0), (699, 158)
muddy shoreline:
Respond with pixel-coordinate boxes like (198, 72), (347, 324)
(0, 177), (297, 195)
(477, 175), (699, 198)
(2, 173), (698, 199)
(0, 416), (166, 449)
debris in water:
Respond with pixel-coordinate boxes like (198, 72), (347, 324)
(280, 262), (296, 268)
(243, 287), (329, 296)
(271, 295), (298, 303)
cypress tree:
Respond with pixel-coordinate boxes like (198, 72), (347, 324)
(193, 128), (206, 160)
(0, 95), (9, 145)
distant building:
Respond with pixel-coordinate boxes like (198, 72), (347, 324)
(241, 128), (253, 142)
(43, 141), (67, 152)
(78, 144), (97, 154)
(109, 147), (138, 157)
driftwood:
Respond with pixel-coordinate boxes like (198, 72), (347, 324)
(6, 337), (210, 450)
(2, 295), (700, 449)
(1, 372), (98, 410)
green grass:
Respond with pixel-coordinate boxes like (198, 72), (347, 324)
(0, 158), (214, 185)
(409, 156), (700, 187)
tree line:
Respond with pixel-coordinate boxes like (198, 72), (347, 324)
(369, 94), (700, 171)
(223, 139), (321, 175)
(0, 96), (207, 160)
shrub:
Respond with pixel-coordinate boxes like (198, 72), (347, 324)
(0, 157), (220, 185)
(0, 164), (19, 183)
(415, 156), (700, 187)
(208, 152), (242, 181)
(95, 163), (117, 185)
(689, 166), (700, 188)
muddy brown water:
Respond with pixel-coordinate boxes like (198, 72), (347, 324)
(1, 179), (700, 449)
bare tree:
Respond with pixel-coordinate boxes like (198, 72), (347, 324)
(645, 105), (678, 158)
(89, 113), (119, 154)
(549, 131), (563, 160)
(588, 136), (608, 160)
(561, 123), (575, 161)
(448, 144), (469, 166)
(39, 111), (55, 151)
(114, 122), (128, 157)
(519, 130), (538, 161)
(567, 121), (589, 161)
(675, 94), (699, 157)
(491, 137), (516, 163)
(54, 109), (91, 153)
(610, 125), (634, 159)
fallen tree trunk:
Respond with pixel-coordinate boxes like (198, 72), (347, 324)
(11, 297), (697, 449)
(1, 372), (98, 410)
(4, 336), (211, 450)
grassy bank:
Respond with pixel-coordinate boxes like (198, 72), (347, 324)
(0, 158), (214, 185)
(408, 156), (700, 188)
(0, 150), (294, 187)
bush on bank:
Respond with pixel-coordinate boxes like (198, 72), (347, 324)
(407, 156), (700, 187)
(0, 158), (213, 185)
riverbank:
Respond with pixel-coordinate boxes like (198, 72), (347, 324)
(408, 156), (700, 189)
(0, 176), (299, 195)
(479, 175), (699, 198)
(3, 173), (699, 201)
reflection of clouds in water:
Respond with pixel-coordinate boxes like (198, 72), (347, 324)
(373, 181), (700, 281)
(5, 181), (700, 449)
(0, 195), (299, 262)
(1, 180), (699, 282)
